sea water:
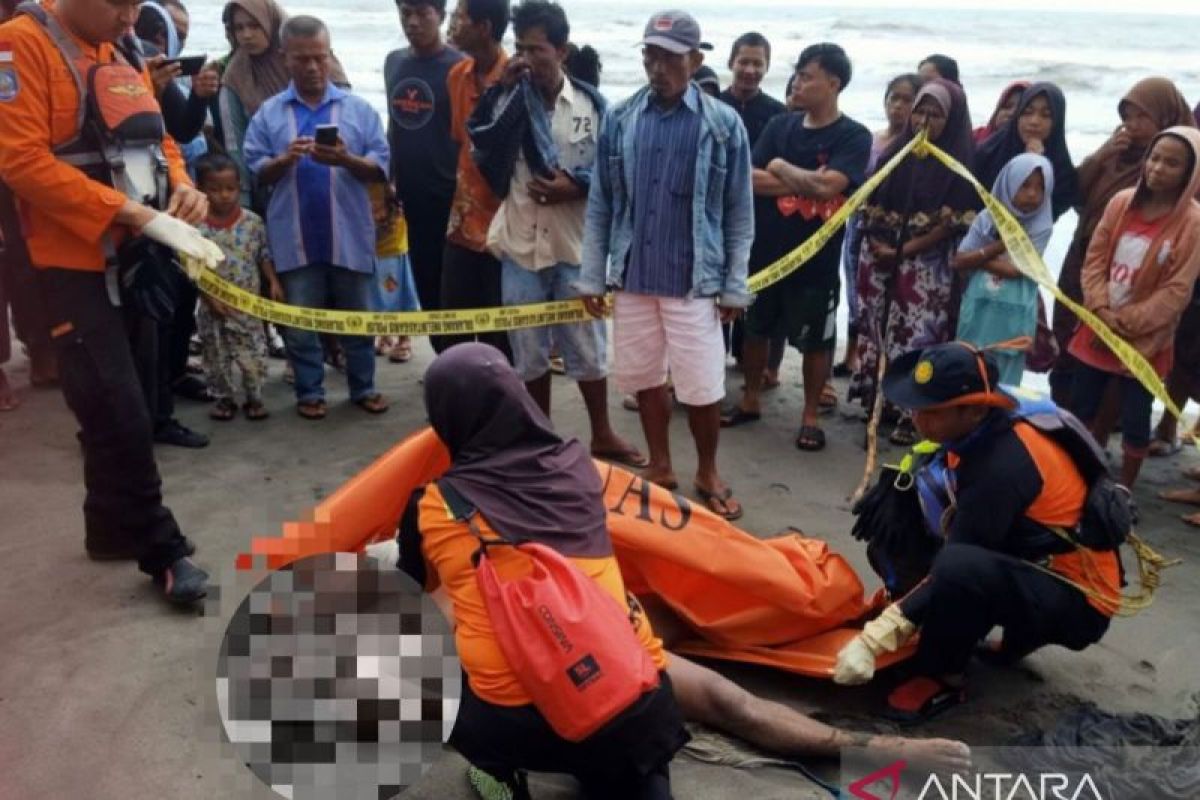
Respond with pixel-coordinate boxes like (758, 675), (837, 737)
(181, 0), (1200, 395)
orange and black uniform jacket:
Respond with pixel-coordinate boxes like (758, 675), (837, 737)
(0, 0), (190, 272)
(398, 483), (669, 707)
(929, 414), (1122, 616)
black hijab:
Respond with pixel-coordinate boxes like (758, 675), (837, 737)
(976, 82), (1079, 221)
(870, 78), (979, 217)
(423, 343), (611, 556)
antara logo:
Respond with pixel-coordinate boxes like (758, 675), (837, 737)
(849, 760), (1107, 800)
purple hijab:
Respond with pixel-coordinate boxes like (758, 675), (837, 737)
(424, 343), (611, 556)
(870, 78), (979, 218)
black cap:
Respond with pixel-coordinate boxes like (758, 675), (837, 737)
(882, 342), (1017, 411)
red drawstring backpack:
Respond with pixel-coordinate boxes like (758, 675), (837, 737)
(439, 481), (660, 742)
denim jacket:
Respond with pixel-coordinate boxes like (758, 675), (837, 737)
(578, 83), (754, 307)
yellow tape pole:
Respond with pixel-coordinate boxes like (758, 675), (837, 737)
(918, 140), (1188, 428)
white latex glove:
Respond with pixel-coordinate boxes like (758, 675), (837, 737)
(833, 604), (917, 686)
(141, 212), (224, 278)
(364, 539), (400, 570)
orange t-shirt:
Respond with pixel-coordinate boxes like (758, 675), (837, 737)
(0, 0), (190, 271)
(416, 483), (668, 707)
(445, 50), (507, 253)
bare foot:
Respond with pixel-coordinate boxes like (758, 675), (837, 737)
(591, 432), (649, 469)
(871, 735), (972, 774)
(1159, 487), (1200, 506)
(0, 369), (18, 412)
(641, 465), (679, 492)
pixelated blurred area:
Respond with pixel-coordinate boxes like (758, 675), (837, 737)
(215, 552), (461, 800)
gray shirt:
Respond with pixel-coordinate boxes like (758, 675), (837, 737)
(383, 45), (464, 203)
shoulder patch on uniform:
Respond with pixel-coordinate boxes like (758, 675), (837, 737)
(0, 42), (13, 63)
(0, 67), (19, 103)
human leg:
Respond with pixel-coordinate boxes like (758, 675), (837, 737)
(328, 265), (379, 404)
(1117, 376), (1154, 488)
(500, 258), (554, 413)
(279, 264), (329, 404)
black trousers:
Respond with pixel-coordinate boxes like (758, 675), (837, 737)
(167, 278), (198, 385)
(399, 189), (452, 323)
(449, 671), (687, 800)
(899, 543), (1110, 676)
(436, 241), (512, 360)
(38, 268), (190, 575)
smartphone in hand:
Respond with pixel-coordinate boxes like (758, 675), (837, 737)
(165, 54), (208, 77)
(315, 124), (339, 147)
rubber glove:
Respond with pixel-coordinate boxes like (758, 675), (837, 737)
(833, 604), (916, 686)
(140, 212), (224, 278)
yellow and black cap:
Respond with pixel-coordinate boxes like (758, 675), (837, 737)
(883, 341), (1017, 411)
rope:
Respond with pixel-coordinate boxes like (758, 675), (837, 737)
(1035, 528), (1181, 617)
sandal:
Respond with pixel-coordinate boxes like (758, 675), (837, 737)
(820, 383), (838, 413)
(720, 406), (761, 428)
(296, 399), (327, 420)
(243, 400), (270, 421)
(1182, 511), (1200, 528)
(832, 362), (854, 378)
(354, 393), (390, 414)
(591, 446), (650, 469)
(889, 418), (917, 447)
(694, 484), (743, 521)
(387, 341), (413, 363)
(209, 397), (237, 421)
(885, 675), (967, 725)
(1148, 438), (1182, 457)
(795, 424), (826, 452)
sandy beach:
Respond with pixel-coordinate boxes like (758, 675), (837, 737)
(2, 339), (1197, 799)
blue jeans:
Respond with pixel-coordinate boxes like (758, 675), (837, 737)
(279, 263), (376, 404)
(501, 260), (606, 383)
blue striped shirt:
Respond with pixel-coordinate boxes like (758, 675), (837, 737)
(624, 86), (702, 298)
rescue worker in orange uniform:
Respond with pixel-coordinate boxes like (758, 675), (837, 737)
(0, 0), (220, 605)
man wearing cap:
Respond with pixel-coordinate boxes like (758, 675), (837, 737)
(833, 342), (1120, 723)
(579, 9), (753, 520)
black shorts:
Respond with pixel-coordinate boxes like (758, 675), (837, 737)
(745, 280), (838, 353)
(449, 670), (689, 798)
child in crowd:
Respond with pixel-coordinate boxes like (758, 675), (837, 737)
(953, 153), (1055, 386)
(194, 153), (284, 421)
(369, 182), (421, 363)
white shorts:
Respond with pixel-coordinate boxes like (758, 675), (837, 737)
(612, 292), (726, 406)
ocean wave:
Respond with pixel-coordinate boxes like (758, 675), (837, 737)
(829, 19), (936, 36)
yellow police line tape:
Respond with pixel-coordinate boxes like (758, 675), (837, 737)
(187, 129), (1182, 421)
(915, 139), (1185, 424)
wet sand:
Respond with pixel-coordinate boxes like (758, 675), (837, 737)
(2, 342), (1197, 799)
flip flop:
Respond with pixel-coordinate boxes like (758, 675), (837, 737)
(243, 400), (270, 421)
(296, 399), (327, 420)
(209, 397), (237, 421)
(795, 424), (826, 452)
(885, 675), (967, 725)
(1158, 487), (1200, 506)
(354, 393), (390, 415)
(720, 407), (761, 428)
(889, 419), (917, 446)
(832, 362), (853, 378)
(592, 447), (651, 469)
(1182, 511), (1200, 528)
(1148, 438), (1183, 457)
(694, 484), (743, 521)
(388, 342), (413, 363)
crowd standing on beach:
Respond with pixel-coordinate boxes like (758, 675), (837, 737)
(2, 0), (1200, 794)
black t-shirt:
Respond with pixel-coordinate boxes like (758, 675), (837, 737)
(383, 45), (464, 203)
(717, 88), (787, 148)
(750, 112), (871, 289)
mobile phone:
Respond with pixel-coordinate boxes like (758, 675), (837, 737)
(165, 54), (208, 77)
(315, 124), (339, 147)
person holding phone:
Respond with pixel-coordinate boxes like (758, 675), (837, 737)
(244, 15), (392, 420)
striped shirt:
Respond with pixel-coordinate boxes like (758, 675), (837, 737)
(624, 86), (702, 298)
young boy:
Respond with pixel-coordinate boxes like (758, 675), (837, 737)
(194, 153), (284, 421)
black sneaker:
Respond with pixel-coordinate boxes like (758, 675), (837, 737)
(154, 557), (208, 606)
(86, 535), (197, 561)
(154, 420), (210, 448)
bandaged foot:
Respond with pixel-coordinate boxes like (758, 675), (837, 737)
(141, 213), (225, 278)
(833, 604), (916, 686)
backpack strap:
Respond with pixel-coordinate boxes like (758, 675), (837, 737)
(17, 1), (87, 151)
(436, 480), (516, 566)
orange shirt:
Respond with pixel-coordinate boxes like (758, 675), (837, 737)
(1013, 422), (1122, 617)
(0, 0), (190, 271)
(416, 482), (668, 707)
(445, 49), (507, 253)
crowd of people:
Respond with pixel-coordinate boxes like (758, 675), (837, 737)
(2, 0), (1198, 795)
